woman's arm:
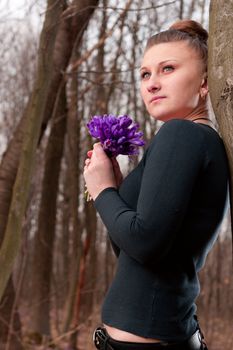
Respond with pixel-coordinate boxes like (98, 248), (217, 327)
(94, 120), (206, 265)
(109, 236), (120, 257)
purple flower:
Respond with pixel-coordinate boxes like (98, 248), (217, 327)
(87, 114), (145, 157)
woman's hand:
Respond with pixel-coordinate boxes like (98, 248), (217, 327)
(84, 143), (117, 200)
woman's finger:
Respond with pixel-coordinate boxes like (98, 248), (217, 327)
(92, 142), (107, 160)
(86, 143), (101, 162)
(87, 150), (93, 158)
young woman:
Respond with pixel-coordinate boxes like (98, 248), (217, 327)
(83, 20), (229, 350)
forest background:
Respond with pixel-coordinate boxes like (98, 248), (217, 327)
(0, 0), (232, 349)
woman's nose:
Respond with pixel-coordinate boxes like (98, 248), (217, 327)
(147, 82), (161, 93)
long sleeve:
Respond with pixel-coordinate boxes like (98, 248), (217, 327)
(109, 237), (120, 257)
(94, 119), (206, 265)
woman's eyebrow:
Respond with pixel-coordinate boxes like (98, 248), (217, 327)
(140, 59), (178, 71)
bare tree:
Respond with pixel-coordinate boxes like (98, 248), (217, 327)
(208, 0), (233, 252)
(0, 1), (63, 347)
(30, 85), (67, 338)
(28, 0), (100, 343)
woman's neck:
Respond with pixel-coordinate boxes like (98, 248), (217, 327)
(185, 105), (210, 124)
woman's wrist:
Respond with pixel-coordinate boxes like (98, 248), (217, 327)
(92, 184), (117, 201)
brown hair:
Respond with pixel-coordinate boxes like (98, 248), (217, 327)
(145, 20), (208, 72)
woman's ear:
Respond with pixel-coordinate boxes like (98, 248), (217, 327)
(200, 74), (208, 99)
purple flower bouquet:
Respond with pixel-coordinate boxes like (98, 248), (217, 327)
(85, 114), (145, 201)
(87, 114), (145, 157)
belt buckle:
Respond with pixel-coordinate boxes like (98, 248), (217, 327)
(93, 327), (105, 349)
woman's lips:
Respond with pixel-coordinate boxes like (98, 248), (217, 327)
(150, 96), (166, 103)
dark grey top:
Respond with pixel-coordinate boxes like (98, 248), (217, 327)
(94, 119), (229, 342)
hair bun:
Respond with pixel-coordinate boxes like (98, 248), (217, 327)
(169, 19), (208, 43)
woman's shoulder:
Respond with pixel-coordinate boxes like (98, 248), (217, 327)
(146, 118), (226, 165)
(148, 118), (206, 149)
(142, 119), (206, 168)
(158, 118), (210, 133)
(152, 118), (223, 145)
(158, 118), (220, 136)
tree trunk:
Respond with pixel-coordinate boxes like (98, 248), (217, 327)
(179, 0), (184, 19)
(29, 84), (67, 339)
(62, 62), (83, 341)
(0, 0), (62, 298)
(0, 0), (97, 247)
(0, 113), (28, 347)
(0, 1), (63, 347)
(41, 0), (99, 136)
(0, 278), (23, 349)
(61, 0), (101, 338)
(208, 0), (233, 252)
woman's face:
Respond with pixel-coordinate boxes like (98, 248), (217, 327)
(140, 41), (207, 122)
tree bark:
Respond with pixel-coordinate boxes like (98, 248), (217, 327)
(41, 0), (100, 137)
(61, 0), (101, 337)
(29, 84), (67, 338)
(0, 112), (27, 347)
(208, 0), (233, 252)
(62, 62), (83, 338)
(0, 278), (23, 349)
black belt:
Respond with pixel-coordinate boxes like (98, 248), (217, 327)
(93, 327), (208, 350)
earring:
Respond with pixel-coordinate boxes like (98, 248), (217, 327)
(200, 91), (206, 100)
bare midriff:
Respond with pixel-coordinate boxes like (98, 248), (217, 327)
(104, 324), (161, 343)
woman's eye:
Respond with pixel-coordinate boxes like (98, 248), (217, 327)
(163, 65), (174, 72)
(141, 71), (150, 80)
